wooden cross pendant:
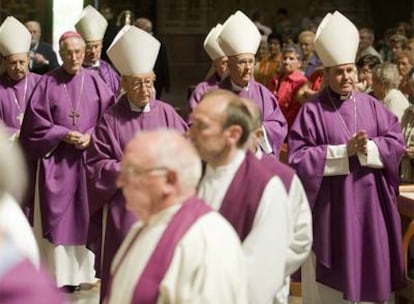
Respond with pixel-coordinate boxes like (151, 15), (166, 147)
(69, 111), (80, 126)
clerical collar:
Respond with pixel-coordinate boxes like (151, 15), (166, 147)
(231, 80), (249, 92)
(128, 100), (150, 112)
(328, 87), (352, 100)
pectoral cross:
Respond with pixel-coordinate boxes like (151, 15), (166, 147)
(69, 111), (80, 126)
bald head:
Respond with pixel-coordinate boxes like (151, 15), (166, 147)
(126, 129), (201, 196)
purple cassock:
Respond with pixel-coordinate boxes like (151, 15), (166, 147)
(86, 95), (188, 298)
(288, 88), (406, 302)
(0, 73), (41, 136)
(108, 197), (211, 303)
(188, 76), (288, 157)
(84, 59), (120, 97)
(219, 151), (273, 240)
(19, 67), (115, 245)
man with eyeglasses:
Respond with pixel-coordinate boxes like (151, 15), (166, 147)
(0, 17), (41, 141)
(188, 10), (287, 158)
(75, 5), (120, 96)
(20, 31), (115, 293)
(86, 25), (187, 300)
(104, 129), (247, 303)
(189, 89), (290, 304)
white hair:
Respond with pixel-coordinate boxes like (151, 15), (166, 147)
(137, 129), (201, 194)
(0, 125), (27, 202)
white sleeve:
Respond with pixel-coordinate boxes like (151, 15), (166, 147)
(242, 177), (289, 303)
(323, 144), (350, 176)
(258, 125), (273, 154)
(285, 175), (313, 276)
(357, 140), (384, 168)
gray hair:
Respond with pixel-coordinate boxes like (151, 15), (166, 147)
(139, 129), (201, 194)
(0, 125), (27, 202)
(373, 63), (401, 89)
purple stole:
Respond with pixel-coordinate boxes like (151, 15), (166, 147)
(259, 154), (295, 193)
(110, 197), (211, 303)
(219, 151), (273, 241)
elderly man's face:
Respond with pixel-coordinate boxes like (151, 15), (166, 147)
(4, 53), (29, 81)
(85, 40), (102, 65)
(228, 53), (255, 87)
(116, 139), (167, 218)
(325, 63), (357, 95)
(122, 73), (156, 107)
(59, 37), (85, 75)
(359, 30), (373, 51)
(25, 21), (41, 46)
(189, 95), (230, 164)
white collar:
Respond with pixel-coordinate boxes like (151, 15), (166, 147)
(204, 149), (245, 178)
(128, 101), (151, 112)
(231, 80), (249, 92)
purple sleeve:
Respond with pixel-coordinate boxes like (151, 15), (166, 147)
(19, 78), (71, 160)
(287, 101), (328, 209)
(86, 111), (122, 215)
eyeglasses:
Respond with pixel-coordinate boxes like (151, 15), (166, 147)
(119, 166), (168, 178)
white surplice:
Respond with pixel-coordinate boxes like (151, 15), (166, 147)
(108, 204), (247, 304)
(198, 150), (290, 304)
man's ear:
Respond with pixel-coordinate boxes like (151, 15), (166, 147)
(254, 127), (264, 140)
(225, 124), (243, 146)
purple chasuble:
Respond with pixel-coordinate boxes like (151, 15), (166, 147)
(129, 197), (211, 303)
(85, 59), (120, 97)
(259, 154), (295, 193)
(288, 88), (406, 301)
(0, 73), (40, 136)
(86, 95), (188, 298)
(19, 67), (115, 245)
(219, 151), (273, 241)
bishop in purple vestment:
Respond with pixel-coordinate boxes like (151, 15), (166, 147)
(0, 16), (41, 139)
(19, 32), (115, 287)
(188, 12), (287, 157)
(76, 5), (120, 97)
(288, 11), (405, 303)
(88, 25), (188, 300)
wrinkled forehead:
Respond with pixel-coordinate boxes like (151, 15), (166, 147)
(86, 40), (103, 47)
(60, 37), (85, 51)
(123, 72), (155, 81)
(229, 53), (255, 62)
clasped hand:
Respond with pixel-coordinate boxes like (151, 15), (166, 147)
(63, 131), (91, 150)
(347, 130), (368, 156)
